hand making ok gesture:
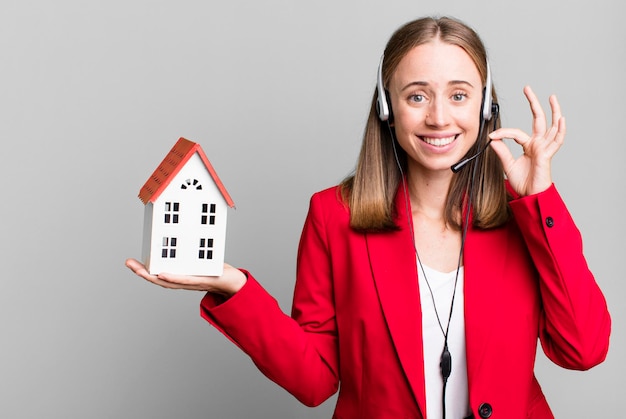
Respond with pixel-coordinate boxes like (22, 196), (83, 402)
(488, 85), (566, 197)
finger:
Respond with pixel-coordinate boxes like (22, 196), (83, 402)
(125, 258), (181, 289)
(542, 93), (566, 150)
(125, 258), (154, 278)
(488, 139), (516, 171)
(524, 86), (547, 136)
(155, 275), (207, 290)
(158, 272), (213, 287)
(489, 128), (531, 149)
(549, 94), (563, 129)
(557, 116), (566, 144)
(545, 116), (566, 156)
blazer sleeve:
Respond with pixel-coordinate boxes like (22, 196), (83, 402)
(509, 184), (611, 370)
(199, 192), (339, 407)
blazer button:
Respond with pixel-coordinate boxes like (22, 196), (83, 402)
(545, 216), (554, 228)
(478, 402), (493, 418)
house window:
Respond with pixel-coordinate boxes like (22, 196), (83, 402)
(162, 237), (177, 258)
(198, 238), (214, 259)
(201, 203), (216, 225)
(164, 202), (180, 224)
(181, 179), (202, 190)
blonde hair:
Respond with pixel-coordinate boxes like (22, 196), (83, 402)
(341, 16), (510, 232)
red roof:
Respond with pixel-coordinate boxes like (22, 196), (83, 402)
(138, 137), (235, 208)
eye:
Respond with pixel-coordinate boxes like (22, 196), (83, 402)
(409, 94), (425, 103)
(452, 92), (467, 102)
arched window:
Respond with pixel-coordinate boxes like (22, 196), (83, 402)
(181, 179), (202, 190)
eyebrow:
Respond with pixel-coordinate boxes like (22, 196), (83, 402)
(400, 80), (475, 92)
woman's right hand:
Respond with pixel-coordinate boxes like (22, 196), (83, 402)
(488, 85), (565, 197)
(125, 258), (247, 298)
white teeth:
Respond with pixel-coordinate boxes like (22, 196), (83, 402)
(422, 136), (456, 146)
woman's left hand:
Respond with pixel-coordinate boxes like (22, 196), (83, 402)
(488, 85), (566, 196)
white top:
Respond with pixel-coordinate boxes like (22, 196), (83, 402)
(418, 264), (470, 419)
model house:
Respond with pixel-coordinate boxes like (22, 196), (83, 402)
(138, 137), (235, 276)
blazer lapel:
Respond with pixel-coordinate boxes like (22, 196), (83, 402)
(364, 189), (427, 414)
(463, 222), (509, 381)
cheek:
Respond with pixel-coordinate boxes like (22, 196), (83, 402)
(392, 107), (426, 131)
(456, 107), (481, 132)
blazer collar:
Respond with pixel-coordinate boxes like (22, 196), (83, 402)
(462, 219), (509, 382)
(364, 186), (510, 413)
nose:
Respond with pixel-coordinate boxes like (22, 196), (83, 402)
(425, 98), (450, 127)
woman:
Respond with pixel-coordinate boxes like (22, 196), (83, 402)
(126, 16), (610, 419)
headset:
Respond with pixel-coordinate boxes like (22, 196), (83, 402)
(376, 53), (496, 123)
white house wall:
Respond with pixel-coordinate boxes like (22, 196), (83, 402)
(144, 152), (228, 276)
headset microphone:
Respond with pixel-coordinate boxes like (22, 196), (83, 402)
(450, 102), (499, 173)
(450, 138), (492, 173)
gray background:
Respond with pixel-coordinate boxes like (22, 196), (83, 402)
(1, 0), (623, 418)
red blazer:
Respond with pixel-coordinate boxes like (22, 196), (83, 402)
(201, 184), (610, 419)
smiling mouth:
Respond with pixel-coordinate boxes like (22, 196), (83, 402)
(420, 135), (458, 147)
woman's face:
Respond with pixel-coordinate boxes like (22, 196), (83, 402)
(389, 40), (483, 174)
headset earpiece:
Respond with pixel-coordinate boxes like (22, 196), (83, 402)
(376, 55), (390, 121)
(482, 62), (494, 122)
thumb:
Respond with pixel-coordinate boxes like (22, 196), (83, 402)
(489, 139), (515, 170)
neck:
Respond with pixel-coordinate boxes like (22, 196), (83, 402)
(406, 163), (454, 221)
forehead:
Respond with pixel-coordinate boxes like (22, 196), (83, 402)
(391, 41), (481, 88)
